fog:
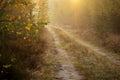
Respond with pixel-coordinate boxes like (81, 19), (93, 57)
(48, 0), (85, 25)
(48, 0), (120, 52)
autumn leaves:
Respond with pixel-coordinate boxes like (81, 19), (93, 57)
(0, 1), (43, 42)
(0, 0), (48, 79)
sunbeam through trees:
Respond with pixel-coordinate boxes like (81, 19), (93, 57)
(0, 0), (120, 80)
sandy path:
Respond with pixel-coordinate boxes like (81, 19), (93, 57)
(46, 25), (84, 80)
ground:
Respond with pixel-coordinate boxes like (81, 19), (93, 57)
(45, 24), (120, 80)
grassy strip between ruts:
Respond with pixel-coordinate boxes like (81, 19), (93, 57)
(38, 27), (58, 80)
(53, 28), (120, 80)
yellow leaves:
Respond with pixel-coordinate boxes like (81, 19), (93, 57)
(26, 23), (32, 27)
(25, 23), (32, 31)
(16, 32), (22, 35)
(25, 27), (30, 31)
(35, 29), (39, 33)
(28, 18), (30, 22)
(28, 23), (33, 27)
(3, 64), (11, 68)
(18, 16), (21, 20)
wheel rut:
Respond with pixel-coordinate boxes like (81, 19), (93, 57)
(46, 25), (84, 80)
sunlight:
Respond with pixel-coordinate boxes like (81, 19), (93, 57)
(71, 0), (79, 3)
(69, 0), (83, 8)
(70, 0), (81, 5)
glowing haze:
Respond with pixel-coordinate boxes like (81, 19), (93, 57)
(48, 0), (84, 24)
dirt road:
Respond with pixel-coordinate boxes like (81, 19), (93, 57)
(48, 24), (120, 66)
(46, 25), (84, 80)
(45, 24), (120, 80)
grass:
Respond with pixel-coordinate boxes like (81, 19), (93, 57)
(38, 27), (58, 80)
(54, 28), (120, 80)
(61, 26), (120, 54)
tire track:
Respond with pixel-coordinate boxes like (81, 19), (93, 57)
(46, 25), (84, 80)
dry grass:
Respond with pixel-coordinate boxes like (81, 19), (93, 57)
(0, 33), (45, 79)
(54, 28), (120, 80)
(62, 26), (120, 54)
(0, 27), (57, 80)
(38, 27), (58, 80)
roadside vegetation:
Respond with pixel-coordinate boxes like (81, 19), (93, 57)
(1, 0), (120, 79)
(54, 28), (120, 80)
(39, 27), (58, 80)
(0, 0), (57, 80)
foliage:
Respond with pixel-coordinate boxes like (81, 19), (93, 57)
(0, 0), (48, 79)
(88, 0), (120, 52)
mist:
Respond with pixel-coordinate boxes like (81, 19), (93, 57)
(48, 0), (120, 52)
